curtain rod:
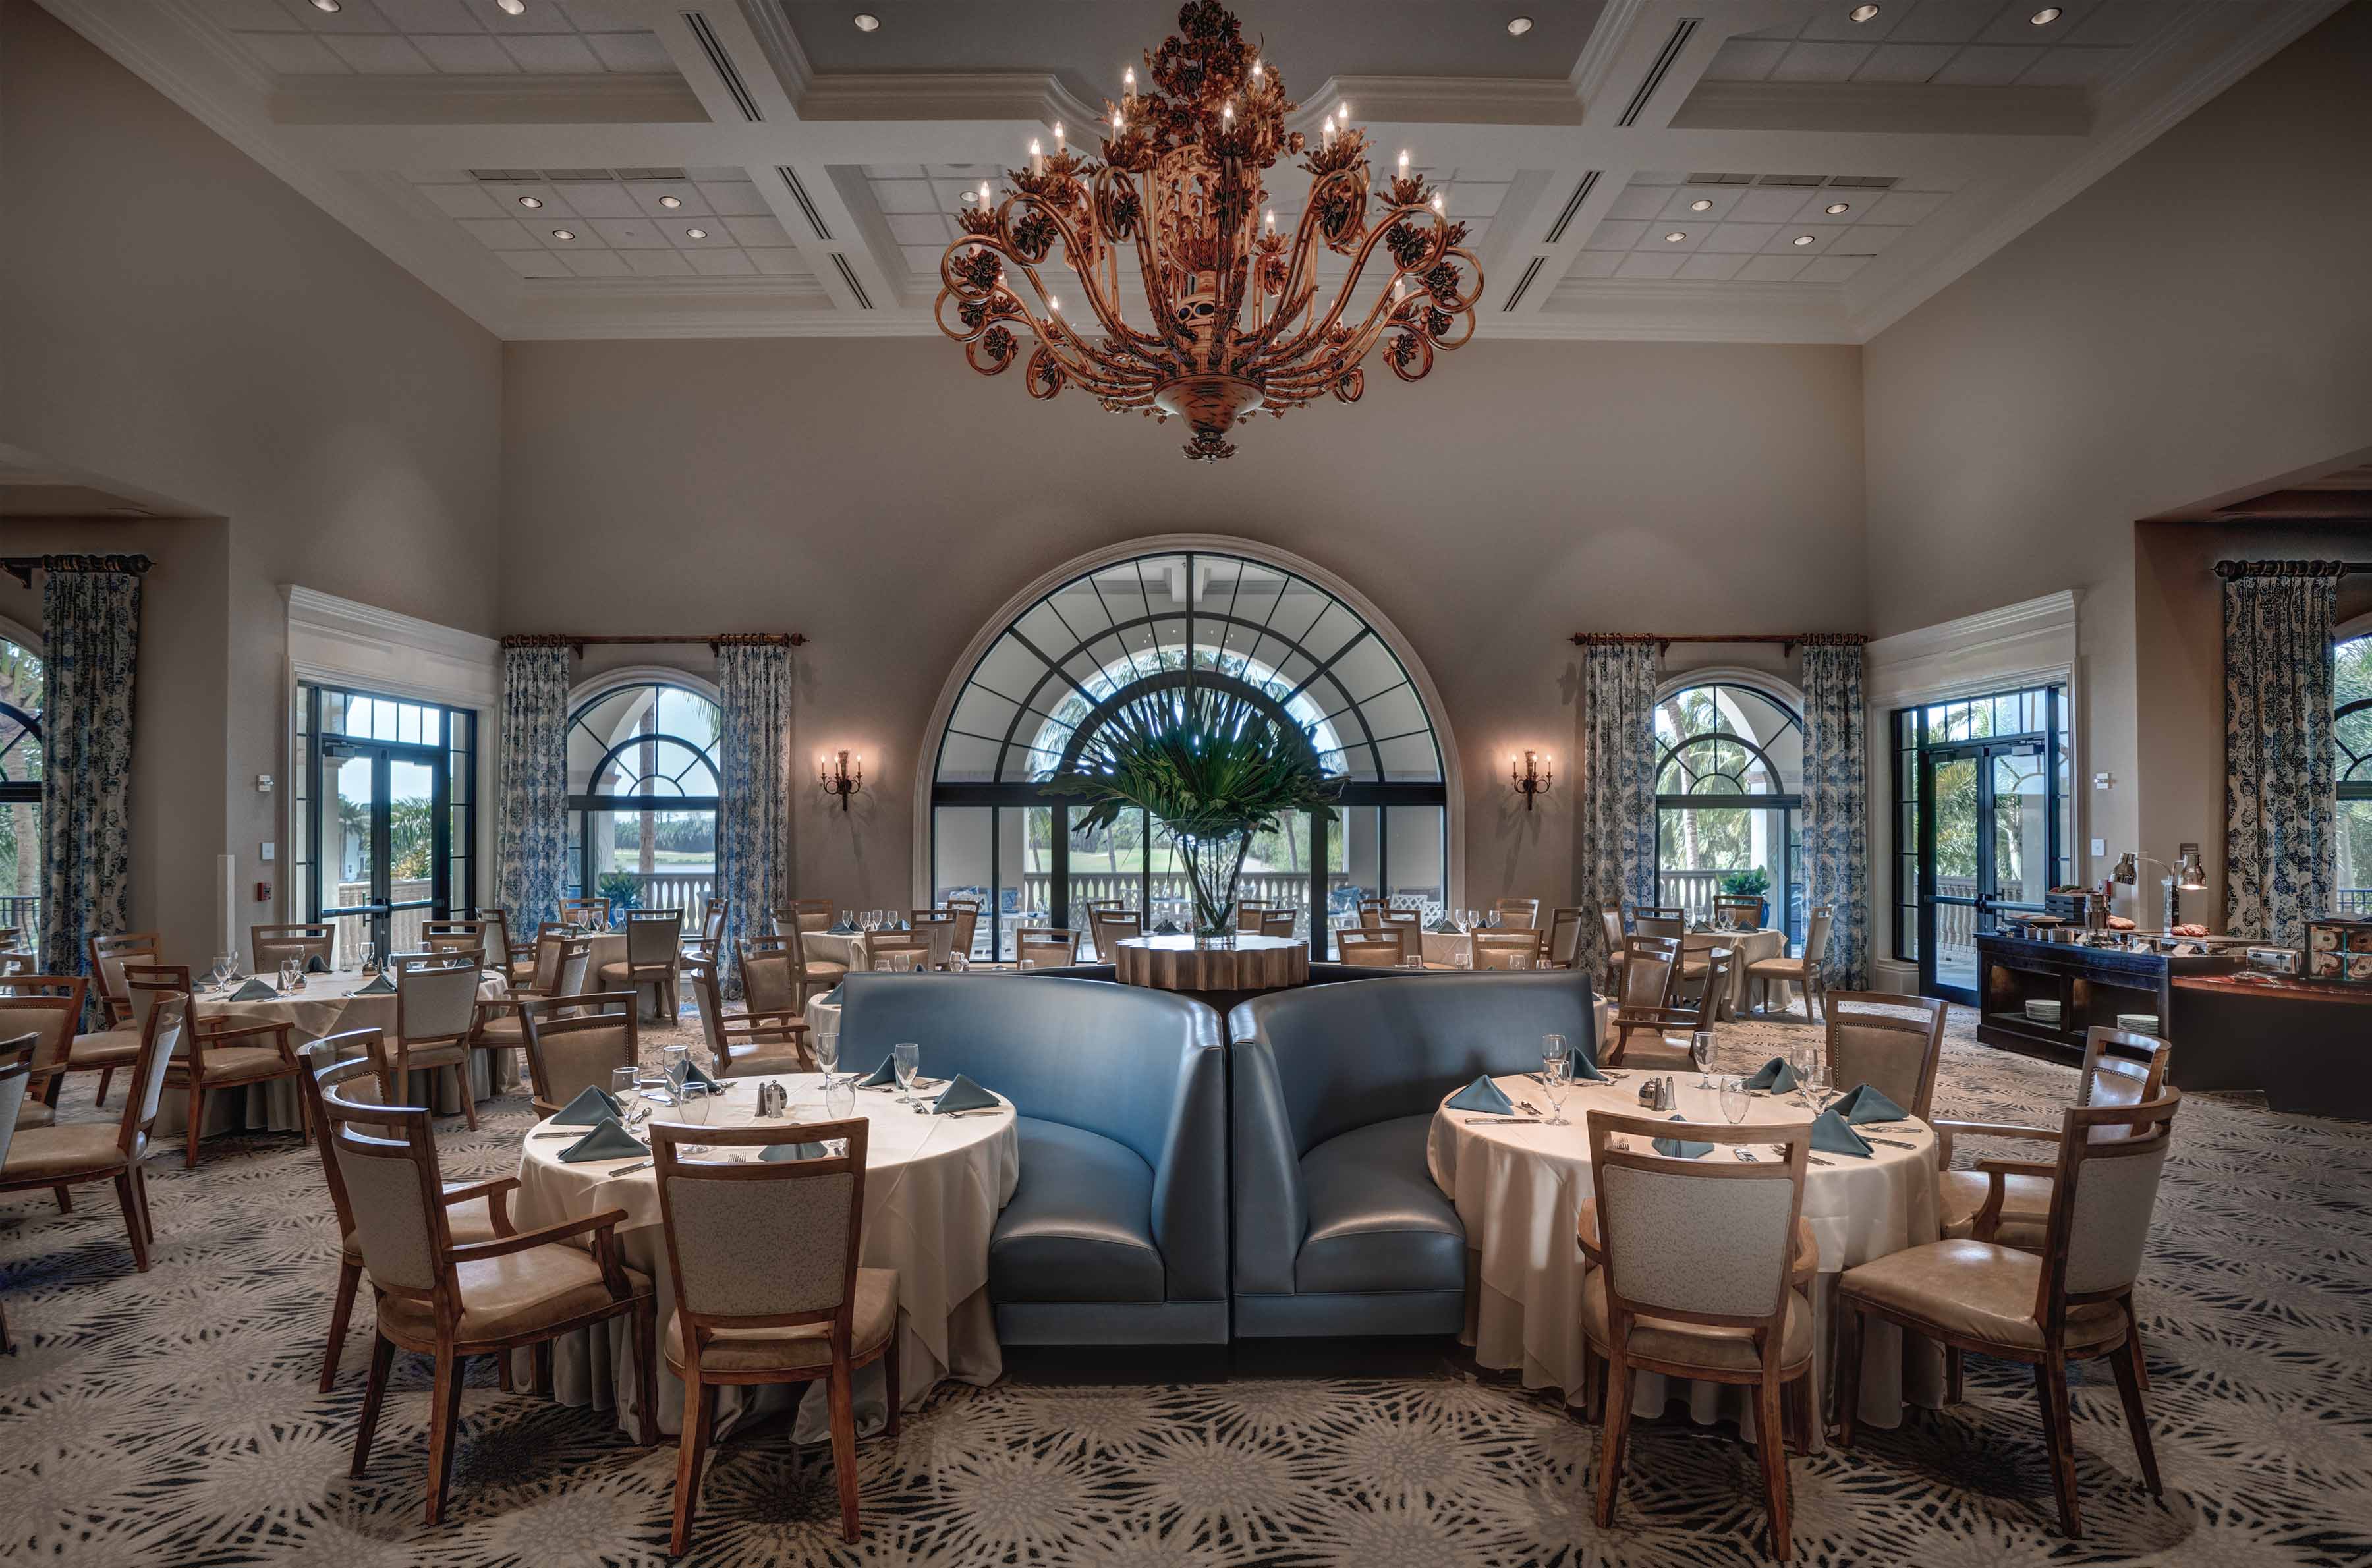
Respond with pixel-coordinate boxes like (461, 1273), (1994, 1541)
(500, 632), (805, 653)
(2213, 559), (2368, 580)
(1569, 631), (1869, 652)
(2, 553), (154, 587)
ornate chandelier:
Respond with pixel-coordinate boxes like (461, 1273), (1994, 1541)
(934, 1), (1481, 461)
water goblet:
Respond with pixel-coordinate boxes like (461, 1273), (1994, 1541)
(825, 1078), (857, 1120)
(814, 1024), (841, 1087)
(358, 940), (376, 976)
(610, 1066), (637, 1107)
(1540, 1055), (1573, 1126)
(1720, 1075), (1751, 1125)
(661, 1044), (690, 1104)
(893, 1041), (920, 1106)
(1692, 1029), (1716, 1088)
(1541, 1032), (1569, 1080)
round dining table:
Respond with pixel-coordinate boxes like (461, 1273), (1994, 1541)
(166, 968), (515, 1136)
(1426, 1069), (1944, 1449)
(511, 1070), (1019, 1443)
(802, 924), (955, 974)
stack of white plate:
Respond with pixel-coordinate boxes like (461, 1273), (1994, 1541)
(2024, 999), (2063, 1024)
(2116, 1013), (2160, 1035)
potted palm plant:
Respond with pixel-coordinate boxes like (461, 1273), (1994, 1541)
(1046, 685), (1339, 943)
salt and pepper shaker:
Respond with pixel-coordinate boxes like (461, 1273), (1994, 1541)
(756, 1082), (787, 1118)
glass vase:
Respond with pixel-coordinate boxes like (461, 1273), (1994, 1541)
(1173, 829), (1251, 944)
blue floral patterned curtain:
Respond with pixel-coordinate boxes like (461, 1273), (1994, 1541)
(2225, 566), (2339, 947)
(39, 562), (142, 1026)
(716, 637), (793, 1000)
(1578, 640), (1660, 980)
(495, 642), (573, 932)
(1801, 640), (1869, 990)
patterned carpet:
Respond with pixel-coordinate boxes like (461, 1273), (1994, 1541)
(3, 1002), (2371, 1566)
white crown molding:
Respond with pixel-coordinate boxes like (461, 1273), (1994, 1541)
(284, 585), (501, 708)
(795, 71), (1098, 129)
(1672, 80), (2091, 138)
(734, 0), (814, 108)
(1866, 589), (2080, 702)
(268, 73), (704, 126)
(1569, 0), (1651, 109)
(1298, 76), (1586, 128)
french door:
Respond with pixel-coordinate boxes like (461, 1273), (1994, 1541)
(316, 735), (451, 959)
(1917, 737), (2054, 1004)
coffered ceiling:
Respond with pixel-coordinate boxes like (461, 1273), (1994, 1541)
(43, 0), (2341, 343)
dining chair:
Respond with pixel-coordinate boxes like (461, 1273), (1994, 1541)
(737, 935), (799, 1018)
(86, 930), (160, 1030)
(1258, 910), (1299, 939)
(0, 996), (181, 1273)
(1746, 907), (1833, 1022)
(752, 929), (842, 1007)
(907, 909), (958, 968)
(1824, 993), (1948, 1121)
(1712, 894), (1764, 930)
(561, 895), (613, 929)
(1493, 897), (1541, 930)
(1631, 908), (1686, 941)
(391, 958), (488, 1131)
(772, 898), (834, 936)
(470, 934), (592, 1086)
(683, 959), (809, 1076)
(861, 930), (932, 974)
(473, 906), (526, 981)
(1581, 1108), (1818, 1559)
(687, 898), (730, 961)
(296, 1030), (517, 1393)
(1335, 928), (1406, 968)
(327, 1082), (656, 1525)
(1598, 936), (1683, 1067)
(1606, 948), (1730, 1070)
(1838, 1091), (2181, 1538)
(520, 991), (646, 1111)
(1378, 907), (1423, 936)
(602, 909), (688, 1021)
(942, 898), (982, 963)
(1599, 909), (1628, 988)
(1087, 907), (1142, 963)
(0, 1055), (24, 1350)
(1543, 907), (1587, 970)
(1014, 927), (1082, 969)
(421, 920), (488, 965)
(127, 964), (307, 1169)
(652, 1118), (899, 1550)
(1471, 930), (1545, 970)
(24, 972), (133, 1111)
(1, 980), (82, 1131)
(1235, 901), (1280, 934)
(252, 922), (335, 976)
(1355, 897), (1390, 928)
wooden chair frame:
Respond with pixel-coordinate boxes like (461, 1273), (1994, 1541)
(652, 1119), (896, 1549)
(86, 930), (161, 1028)
(472, 905), (526, 978)
(1608, 947), (1730, 1069)
(1600, 936), (1683, 1067)
(1747, 905), (1834, 1022)
(1823, 992), (1948, 1121)
(907, 910), (958, 968)
(468, 934), (592, 1084)
(682, 959), (809, 1075)
(773, 898), (834, 936)
(1085, 907), (1141, 963)
(1630, 907), (1687, 940)
(560, 895), (613, 929)
(0, 997), (184, 1272)
(127, 964), (306, 1169)
(1334, 928), (1408, 967)
(252, 922), (335, 976)
(1, 976), (87, 1114)
(391, 957), (487, 1131)
(519, 991), (646, 1111)
(1471, 929), (1547, 969)
(1014, 927), (1082, 968)
(1542, 907), (1586, 969)
(602, 908), (686, 1020)
(1492, 897), (1541, 930)
(942, 898), (982, 964)
(745, 931), (839, 1008)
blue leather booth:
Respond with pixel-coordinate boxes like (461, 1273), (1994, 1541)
(1228, 970), (1601, 1337)
(834, 971), (1228, 1345)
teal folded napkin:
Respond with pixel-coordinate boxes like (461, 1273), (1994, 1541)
(816, 986), (843, 1008)
(1743, 1056), (1798, 1094)
(1811, 1109), (1875, 1158)
(551, 1084), (623, 1127)
(930, 1073), (999, 1114)
(354, 973), (396, 995)
(1150, 920), (1183, 936)
(557, 1117), (648, 1163)
(828, 923), (856, 934)
(760, 1141), (833, 1162)
(227, 978), (279, 1002)
(1445, 1075), (1516, 1115)
(855, 1054), (898, 1088)
(679, 1059), (724, 1096)
(1828, 1082), (1909, 1125)
(1567, 1053), (1609, 1084)
(305, 954), (329, 974)
(1652, 1116), (1714, 1159)
(1426, 917), (1460, 934)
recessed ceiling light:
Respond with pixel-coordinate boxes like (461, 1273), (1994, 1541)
(1792, 233), (1816, 246)
(853, 11), (879, 30)
(1506, 16), (1533, 35)
(1664, 231), (1687, 242)
(1850, 4), (1881, 20)
(1825, 201), (1850, 214)
(687, 228), (708, 239)
(658, 194), (682, 209)
(2029, 7), (2062, 22)
(551, 229), (575, 240)
(516, 195), (542, 209)
(1689, 198), (1713, 211)
(495, 0), (525, 14)
(310, 0), (341, 11)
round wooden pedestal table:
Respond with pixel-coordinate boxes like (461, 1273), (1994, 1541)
(1112, 933), (1310, 1015)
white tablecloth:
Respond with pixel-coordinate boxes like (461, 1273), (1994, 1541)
(1427, 1072), (1944, 1447)
(804, 926), (954, 973)
(513, 1071), (1019, 1442)
(1683, 929), (1792, 1019)
(165, 970), (515, 1135)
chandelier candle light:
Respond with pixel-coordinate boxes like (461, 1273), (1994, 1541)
(1511, 750), (1553, 811)
(934, 0), (1482, 460)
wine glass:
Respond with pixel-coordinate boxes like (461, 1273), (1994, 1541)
(824, 1078), (857, 1121)
(358, 940), (376, 976)
(610, 1065), (637, 1106)
(1542, 1033), (1569, 1081)
(892, 1041), (920, 1106)
(1540, 1054), (1572, 1127)
(813, 1022), (841, 1088)
(839, 909), (853, 930)
(661, 1044), (689, 1104)
(1692, 1029), (1716, 1088)
(1720, 1075), (1751, 1125)
(1803, 1050), (1830, 1112)
(1791, 1042), (1819, 1109)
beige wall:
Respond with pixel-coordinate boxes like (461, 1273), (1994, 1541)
(1863, 2), (2372, 916)
(501, 335), (1865, 914)
(0, 1), (503, 959)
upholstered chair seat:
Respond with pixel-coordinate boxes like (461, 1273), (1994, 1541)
(3, 1122), (140, 1179)
(68, 1027), (142, 1069)
(15, 1099), (54, 1130)
(192, 1044), (297, 1082)
(806, 959), (849, 984)
(377, 1248), (652, 1347)
(664, 1268), (899, 1374)
(1839, 1239), (2124, 1353)
(1581, 1270), (1815, 1374)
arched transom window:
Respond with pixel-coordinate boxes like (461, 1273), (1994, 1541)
(1653, 681), (1805, 944)
(932, 549), (1447, 958)
(567, 680), (721, 925)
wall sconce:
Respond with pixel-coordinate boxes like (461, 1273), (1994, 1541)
(1510, 749), (1553, 811)
(817, 749), (864, 811)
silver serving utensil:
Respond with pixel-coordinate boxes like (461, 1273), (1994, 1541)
(1465, 1115), (1542, 1125)
(603, 1160), (651, 1177)
(1736, 1148), (1760, 1162)
(1809, 1155), (1837, 1167)
(1864, 1134), (1916, 1149)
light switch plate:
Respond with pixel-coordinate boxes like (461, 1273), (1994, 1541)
(259, 842), (275, 862)
(2091, 838), (2105, 857)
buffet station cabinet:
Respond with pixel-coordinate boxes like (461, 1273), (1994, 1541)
(1974, 916), (2372, 1121)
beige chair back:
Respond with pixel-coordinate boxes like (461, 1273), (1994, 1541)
(909, 910), (957, 966)
(476, 907), (517, 967)
(1801, 906), (1834, 984)
(696, 898), (729, 953)
(1544, 907), (1585, 968)
(772, 899), (833, 936)
(2079, 1026), (2172, 1117)
(324, 1090), (449, 1294)
(1588, 1108), (1809, 1325)
(1824, 992), (1948, 1120)
(252, 923), (335, 974)
(1014, 928), (1081, 968)
(653, 1119), (868, 1324)
(1336, 928), (1406, 968)
(422, 920), (487, 960)
(1493, 897), (1541, 930)
(1631, 908), (1685, 941)
(121, 965), (195, 1051)
(1616, 936), (1681, 1012)
(525, 993), (640, 1115)
(1378, 907), (1422, 934)
(739, 936), (801, 1015)
(1598, 909), (1626, 967)
(561, 896), (612, 928)
(943, 899), (982, 962)
(1355, 898), (1389, 928)
(1472, 930), (1544, 970)
(88, 931), (160, 1024)
(297, 1031), (399, 1242)
(1258, 910), (1298, 939)
(396, 959), (482, 1044)
(0, 1057), (27, 1176)
(2044, 1092), (2180, 1304)
(862, 930), (930, 973)
(1235, 902), (1280, 934)
(1674, 948), (1732, 1031)
(1712, 894), (1763, 930)
(550, 938), (595, 998)
(1087, 908), (1141, 961)
(0, 982), (82, 1094)
(625, 909), (684, 965)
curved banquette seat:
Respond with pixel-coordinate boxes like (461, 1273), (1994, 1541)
(833, 971), (1227, 1345)
(1226, 969), (1600, 1337)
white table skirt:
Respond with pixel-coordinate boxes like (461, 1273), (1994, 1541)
(164, 971), (515, 1135)
(1428, 1072), (1944, 1448)
(511, 1071), (1019, 1442)
(804, 926), (954, 974)
(1681, 929), (1793, 1018)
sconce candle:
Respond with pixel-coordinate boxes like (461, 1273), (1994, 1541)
(1510, 750), (1553, 811)
(818, 749), (865, 811)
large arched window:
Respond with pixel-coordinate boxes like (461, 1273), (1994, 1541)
(1654, 680), (1804, 945)
(932, 548), (1448, 959)
(2340, 632), (2372, 916)
(566, 679), (720, 925)
(0, 634), (42, 943)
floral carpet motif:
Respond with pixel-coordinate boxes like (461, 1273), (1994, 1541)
(2, 1002), (2369, 1565)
